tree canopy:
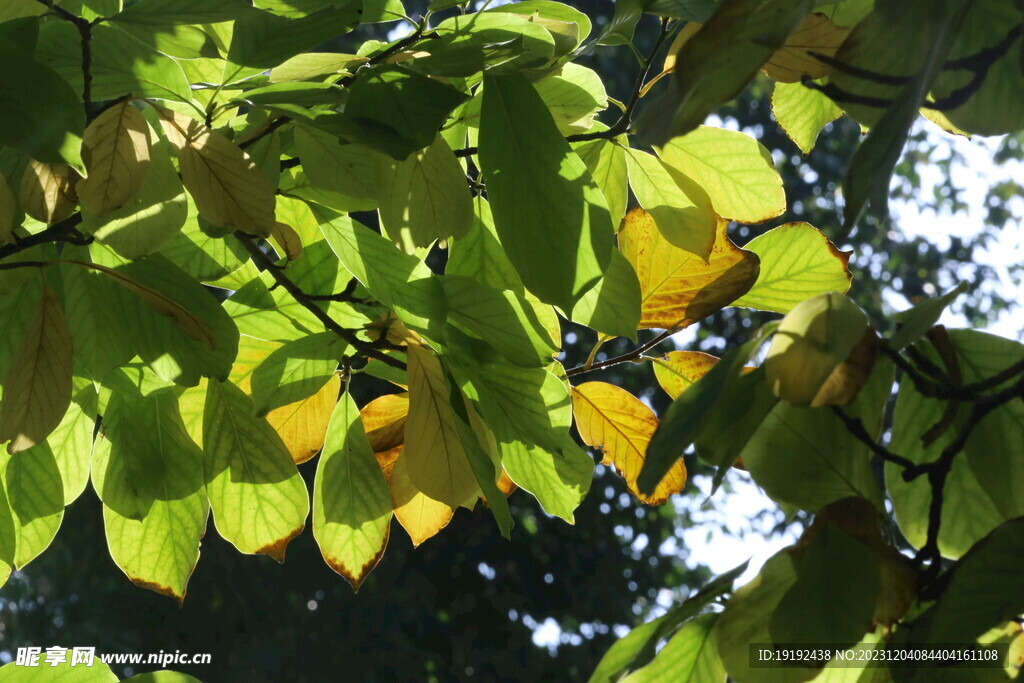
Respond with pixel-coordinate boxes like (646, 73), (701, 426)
(0, 0), (1022, 681)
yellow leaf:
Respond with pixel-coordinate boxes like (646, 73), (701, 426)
(270, 221), (303, 261)
(77, 101), (152, 216)
(572, 381), (685, 505)
(361, 392), (409, 454)
(268, 374), (339, 464)
(763, 13), (851, 83)
(387, 451), (456, 547)
(274, 195), (321, 244)
(66, 260), (216, 348)
(19, 160), (79, 224)
(652, 350), (720, 399)
(662, 22), (701, 73)
(0, 172), (15, 243)
(619, 208), (760, 330)
(156, 107), (276, 237)
(403, 343), (478, 507)
(0, 285), (73, 453)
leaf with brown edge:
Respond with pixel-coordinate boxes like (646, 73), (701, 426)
(155, 107), (276, 237)
(572, 381), (685, 505)
(403, 343), (479, 507)
(0, 172), (15, 244)
(77, 101), (152, 216)
(387, 452), (456, 547)
(618, 208), (760, 330)
(0, 284), (73, 454)
(314, 391), (392, 590)
(361, 392), (409, 454)
(268, 374), (340, 464)
(763, 13), (851, 83)
(270, 221), (303, 261)
(652, 351), (720, 399)
(65, 260), (216, 348)
(19, 160), (80, 224)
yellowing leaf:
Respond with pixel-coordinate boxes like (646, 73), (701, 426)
(0, 285), (73, 454)
(274, 195), (321, 245)
(403, 343), (478, 507)
(19, 160), (79, 224)
(763, 13), (851, 83)
(361, 392), (409, 454)
(270, 221), (303, 261)
(623, 147), (717, 259)
(0, 173), (15, 243)
(652, 351), (720, 399)
(77, 101), (152, 216)
(771, 81), (843, 155)
(732, 222), (852, 314)
(657, 126), (786, 224)
(387, 451), (455, 547)
(268, 374), (340, 464)
(66, 260), (217, 348)
(572, 381), (685, 505)
(619, 208), (760, 330)
(229, 334), (283, 394)
(156, 107), (276, 237)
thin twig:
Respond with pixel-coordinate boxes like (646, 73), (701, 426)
(831, 406), (917, 469)
(234, 232), (406, 371)
(0, 215), (92, 261)
(565, 329), (676, 378)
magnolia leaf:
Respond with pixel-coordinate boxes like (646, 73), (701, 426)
(762, 12), (851, 83)
(403, 343), (479, 507)
(623, 147), (717, 259)
(377, 135), (473, 252)
(0, 173), (15, 244)
(249, 332), (345, 416)
(621, 613), (725, 683)
(314, 391), (392, 590)
(361, 392), (409, 454)
(573, 134), (628, 229)
(770, 81), (843, 155)
(156, 107), (276, 237)
(619, 208), (760, 330)
(77, 102), (152, 217)
(267, 374), (340, 464)
(0, 285), (73, 454)
(18, 160), (80, 225)
(733, 222), (852, 314)
(1, 445), (63, 569)
(652, 351), (720, 399)
(657, 126), (786, 225)
(270, 221), (303, 261)
(572, 381), (686, 505)
(203, 379), (309, 561)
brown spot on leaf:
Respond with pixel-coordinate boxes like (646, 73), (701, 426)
(324, 523), (391, 593)
(256, 524), (305, 563)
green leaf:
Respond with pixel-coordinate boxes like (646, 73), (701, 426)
(92, 391), (208, 603)
(446, 197), (525, 294)
(442, 275), (559, 368)
(624, 147), (717, 259)
(590, 562), (746, 683)
(228, 5), (362, 69)
(479, 72), (613, 311)
(733, 223), (852, 314)
(0, 658), (118, 681)
(378, 135), (474, 251)
(488, 1), (593, 45)
(202, 379), (309, 560)
(37, 23), (193, 102)
(1, 445), (64, 569)
(657, 126), (786, 224)
(622, 614), (725, 683)
(29, 395), (94, 506)
(500, 430), (593, 524)
(0, 44), (84, 169)
(597, 0), (651, 46)
(250, 332), (346, 416)
(569, 249), (643, 340)
(314, 391), (392, 590)
(61, 258), (136, 379)
(81, 138), (188, 260)
(158, 204), (249, 282)
(534, 63), (608, 135)
(335, 66), (470, 160)
(414, 11), (557, 77)
(289, 128), (382, 211)
(637, 0), (812, 144)
(114, 0), (257, 23)
(889, 283), (969, 351)
(573, 134), (628, 229)
(770, 81), (843, 155)
(122, 672), (204, 683)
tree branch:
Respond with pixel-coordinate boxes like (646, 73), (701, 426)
(565, 329), (676, 378)
(830, 406), (917, 469)
(0, 215), (92, 261)
(234, 232), (406, 371)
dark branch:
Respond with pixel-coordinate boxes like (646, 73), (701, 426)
(831, 406), (917, 469)
(0, 215), (91, 261)
(234, 232), (406, 371)
(565, 329), (676, 378)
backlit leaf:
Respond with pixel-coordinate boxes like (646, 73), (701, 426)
(250, 332), (345, 416)
(0, 285), (73, 454)
(0, 174), (15, 244)
(733, 222), (852, 314)
(572, 381), (686, 505)
(762, 12), (850, 83)
(619, 208), (759, 330)
(267, 374), (340, 464)
(19, 160), (80, 225)
(652, 351), (720, 399)
(387, 453), (455, 547)
(203, 380), (309, 560)
(77, 102), (152, 217)
(1, 445), (63, 569)
(156, 107), (276, 238)
(314, 391), (392, 590)
(657, 126), (786, 224)
(770, 81), (843, 155)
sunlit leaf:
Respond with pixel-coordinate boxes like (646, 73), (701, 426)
(770, 81), (843, 155)
(77, 102), (151, 217)
(249, 332), (345, 416)
(572, 381), (686, 505)
(267, 374), (339, 465)
(762, 12), (850, 83)
(19, 160), (80, 225)
(652, 351), (720, 399)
